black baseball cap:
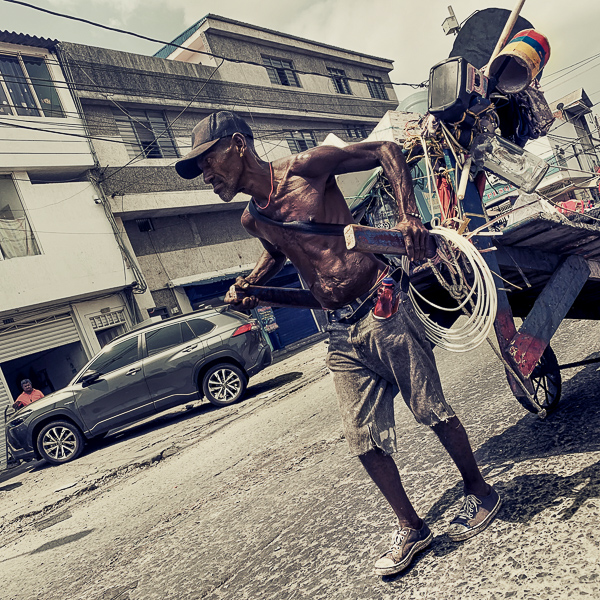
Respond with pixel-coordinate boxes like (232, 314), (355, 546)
(175, 111), (254, 179)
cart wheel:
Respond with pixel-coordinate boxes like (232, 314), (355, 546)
(515, 345), (562, 414)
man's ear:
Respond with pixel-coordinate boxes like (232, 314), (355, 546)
(231, 132), (247, 156)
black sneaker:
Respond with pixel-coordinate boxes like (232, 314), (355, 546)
(447, 486), (501, 542)
(373, 520), (433, 576)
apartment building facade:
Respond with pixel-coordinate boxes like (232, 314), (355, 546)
(57, 14), (399, 348)
(0, 32), (141, 468)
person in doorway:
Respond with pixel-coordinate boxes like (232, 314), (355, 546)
(175, 111), (501, 576)
(13, 379), (44, 411)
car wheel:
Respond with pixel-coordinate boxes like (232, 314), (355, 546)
(36, 421), (85, 465)
(202, 364), (247, 407)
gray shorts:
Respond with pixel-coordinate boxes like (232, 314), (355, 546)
(326, 294), (455, 456)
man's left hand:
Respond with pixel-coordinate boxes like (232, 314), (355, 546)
(393, 215), (430, 262)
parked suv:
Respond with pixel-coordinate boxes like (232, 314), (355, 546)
(6, 307), (271, 465)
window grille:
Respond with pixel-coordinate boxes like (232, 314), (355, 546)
(114, 109), (179, 159)
(0, 53), (64, 118)
(364, 75), (389, 100)
(136, 218), (154, 232)
(262, 56), (301, 87)
(346, 125), (370, 140)
(90, 310), (126, 331)
(328, 67), (352, 95)
(285, 131), (317, 154)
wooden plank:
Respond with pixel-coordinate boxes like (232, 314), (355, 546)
(500, 214), (600, 254)
(231, 285), (323, 310)
(344, 224), (437, 258)
(511, 227), (568, 250)
(500, 218), (556, 245)
(495, 245), (561, 275)
(508, 254), (591, 378)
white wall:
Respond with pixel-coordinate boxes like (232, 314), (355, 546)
(0, 174), (136, 316)
(71, 294), (133, 357)
(0, 43), (94, 172)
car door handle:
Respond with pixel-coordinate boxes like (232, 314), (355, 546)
(126, 367), (141, 376)
(182, 344), (198, 352)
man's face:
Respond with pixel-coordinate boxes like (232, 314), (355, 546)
(197, 139), (241, 203)
(22, 381), (32, 393)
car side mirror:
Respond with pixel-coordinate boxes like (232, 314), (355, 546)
(80, 369), (101, 386)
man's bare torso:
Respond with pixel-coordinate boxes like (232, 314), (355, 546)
(241, 156), (385, 310)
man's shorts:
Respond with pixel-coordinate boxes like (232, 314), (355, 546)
(326, 293), (455, 456)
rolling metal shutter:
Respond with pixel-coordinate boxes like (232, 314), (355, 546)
(0, 314), (79, 362)
(0, 376), (11, 470)
(272, 305), (319, 347)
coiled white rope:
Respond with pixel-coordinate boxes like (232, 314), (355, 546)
(406, 226), (498, 353)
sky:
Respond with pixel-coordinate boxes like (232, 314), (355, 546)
(2, 0), (600, 107)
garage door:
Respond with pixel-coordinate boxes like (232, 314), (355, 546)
(0, 314), (79, 362)
(0, 313), (81, 470)
(0, 375), (10, 470)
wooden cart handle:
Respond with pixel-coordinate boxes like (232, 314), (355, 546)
(344, 224), (437, 258)
(231, 285), (323, 310)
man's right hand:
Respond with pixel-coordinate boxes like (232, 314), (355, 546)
(224, 276), (260, 310)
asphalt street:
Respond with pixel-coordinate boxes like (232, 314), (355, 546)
(0, 318), (599, 600)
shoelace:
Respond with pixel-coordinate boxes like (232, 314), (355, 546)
(456, 495), (483, 520)
(390, 527), (409, 550)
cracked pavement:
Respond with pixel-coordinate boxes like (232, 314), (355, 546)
(0, 319), (599, 599)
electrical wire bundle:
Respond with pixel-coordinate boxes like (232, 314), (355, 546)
(406, 226), (498, 352)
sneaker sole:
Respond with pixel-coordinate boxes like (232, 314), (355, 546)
(373, 531), (433, 577)
(447, 496), (502, 542)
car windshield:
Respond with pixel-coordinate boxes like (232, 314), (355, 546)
(77, 336), (139, 380)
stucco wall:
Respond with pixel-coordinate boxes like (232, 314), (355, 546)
(122, 209), (263, 292)
(0, 175), (136, 317)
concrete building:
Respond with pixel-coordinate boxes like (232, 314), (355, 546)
(56, 14), (399, 348)
(0, 33), (144, 468)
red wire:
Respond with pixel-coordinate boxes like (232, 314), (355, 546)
(255, 162), (273, 210)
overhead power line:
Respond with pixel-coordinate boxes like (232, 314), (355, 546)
(2, 0), (425, 88)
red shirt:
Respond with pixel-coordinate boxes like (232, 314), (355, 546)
(14, 389), (44, 408)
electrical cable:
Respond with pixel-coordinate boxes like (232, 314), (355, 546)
(406, 227), (498, 352)
(2, 0), (425, 89)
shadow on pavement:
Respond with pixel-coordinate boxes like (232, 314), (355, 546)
(0, 529), (95, 562)
(80, 371), (305, 455)
(423, 355), (600, 559)
(474, 356), (600, 466)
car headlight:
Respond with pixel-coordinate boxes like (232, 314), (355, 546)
(8, 409), (33, 426)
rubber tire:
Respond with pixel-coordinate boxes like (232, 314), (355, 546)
(36, 420), (85, 465)
(515, 345), (562, 414)
(202, 364), (247, 407)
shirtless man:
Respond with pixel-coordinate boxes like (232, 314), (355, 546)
(176, 111), (501, 576)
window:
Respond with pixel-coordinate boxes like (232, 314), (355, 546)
(364, 74), (389, 100)
(136, 218), (154, 232)
(181, 322), (195, 343)
(89, 309), (128, 348)
(0, 175), (40, 260)
(114, 109), (179, 159)
(186, 318), (215, 338)
(346, 125), (370, 140)
(328, 67), (352, 95)
(145, 323), (184, 356)
(0, 53), (65, 118)
(285, 131), (317, 154)
(262, 56), (301, 87)
(86, 337), (140, 376)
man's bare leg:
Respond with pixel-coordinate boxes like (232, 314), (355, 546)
(359, 415), (489, 521)
(358, 450), (422, 529)
(430, 415), (490, 497)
